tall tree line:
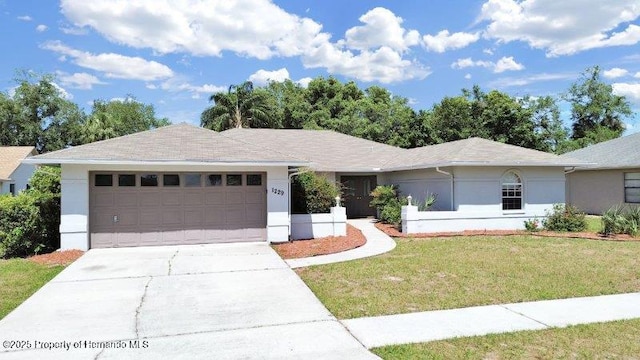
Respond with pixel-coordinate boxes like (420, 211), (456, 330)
(201, 66), (633, 153)
(0, 72), (169, 153)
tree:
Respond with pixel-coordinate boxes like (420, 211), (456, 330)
(201, 81), (274, 131)
(565, 66), (632, 142)
(524, 96), (569, 153)
(0, 72), (86, 152)
(83, 97), (169, 143)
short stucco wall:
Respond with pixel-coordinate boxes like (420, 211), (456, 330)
(291, 206), (346, 240)
(401, 206), (547, 234)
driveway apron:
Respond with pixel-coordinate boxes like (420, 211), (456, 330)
(0, 243), (376, 360)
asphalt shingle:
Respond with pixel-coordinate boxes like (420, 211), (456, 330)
(0, 146), (36, 180)
(561, 132), (640, 169)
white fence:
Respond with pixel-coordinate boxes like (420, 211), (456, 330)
(291, 206), (347, 240)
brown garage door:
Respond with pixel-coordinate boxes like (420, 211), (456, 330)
(89, 172), (266, 248)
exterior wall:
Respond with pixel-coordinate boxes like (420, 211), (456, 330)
(290, 206), (346, 240)
(385, 168), (453, 211)
(0, 163), (36, 195)
(401, 166), (566, 233)
(60, 163), (291, 250)
(566, 169), (640, 215)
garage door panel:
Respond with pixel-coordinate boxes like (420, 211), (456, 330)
(90, 172), (266, 248)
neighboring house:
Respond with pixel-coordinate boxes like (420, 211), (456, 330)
(25, 123), (586, 250)
(0, 146), (37, 196)
(562, 132), (640, 214)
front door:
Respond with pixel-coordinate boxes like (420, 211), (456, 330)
(341, 176), (377, 218)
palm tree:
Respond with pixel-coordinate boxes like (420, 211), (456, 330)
(201, 81), (273, 131)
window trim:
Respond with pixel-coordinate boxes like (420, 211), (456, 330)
(501, 170), (524, 212)
(624, 172), (640, 204)
(9, 183), (15, 196)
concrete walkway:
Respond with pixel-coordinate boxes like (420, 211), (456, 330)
(286, 219), (396, 268)
(342, 292), (640, 348)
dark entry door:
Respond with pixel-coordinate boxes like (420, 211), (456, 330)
(341, 176), (377, 218)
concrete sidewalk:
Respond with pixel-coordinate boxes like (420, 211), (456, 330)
(286, 219), (396, 268)
(342, 292), (640, 348)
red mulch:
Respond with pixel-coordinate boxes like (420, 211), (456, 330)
(374, 222), (640, 242)
(272, 224), (367, 259)
(28, 250), (84, 266)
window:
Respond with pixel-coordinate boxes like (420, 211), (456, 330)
(625, 173), (640, 203)
(118, 174), (136, 187)
(95, 174), (113, 186)
(226, 174), (242, 186)
(247, 174), (262, 186)
(502, 171), (523, 210)
(163, 174), (180, 186)
(140, 174), (158, 187)
(185, 174), (202, 187)
(9, 184), (15, 196)
(206, 174), (222, 186)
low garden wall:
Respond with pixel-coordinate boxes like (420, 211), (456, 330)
(401, 205), (543, 234)
(291, 206), (347, 240)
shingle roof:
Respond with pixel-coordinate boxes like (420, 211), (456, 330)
(561, 132), (640, 170)
(392, 137), (587, 170)
(221, 128), (406, 172)
(29, 123), (306, 165)
(0, 146), (36, 180)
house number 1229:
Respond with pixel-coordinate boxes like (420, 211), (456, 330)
(271, 188), (285, 196)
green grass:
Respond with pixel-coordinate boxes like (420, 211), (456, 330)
(585, 215), (602, 233)
(373, 319), (640, 359)
(296, 235), (640, 319)
(0, 259), (65, 319)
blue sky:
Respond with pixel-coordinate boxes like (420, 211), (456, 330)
(1, 0), (640, 132)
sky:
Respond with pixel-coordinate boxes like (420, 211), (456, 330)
(1, 0), (640, 133)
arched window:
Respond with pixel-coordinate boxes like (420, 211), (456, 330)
(502, 171), (523, 210)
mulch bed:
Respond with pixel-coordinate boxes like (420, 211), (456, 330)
(272, 224), (367, 259)
(28, 250), (85, 266)
(374, 222), (640, 242)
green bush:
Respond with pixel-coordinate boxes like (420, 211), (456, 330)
(523, 218), (540, 232)
(0, 167), (61, 258)
(291, 171), (340, 214)
(602, 205), (640, 236)
(542, 204), (587, 232)
(370, 185), (407, 226)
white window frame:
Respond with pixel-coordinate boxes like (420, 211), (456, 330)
(501, 170), (523, 212)
(624, 172), (640, 204)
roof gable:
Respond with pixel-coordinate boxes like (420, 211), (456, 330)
(30, 123), (306, 165)
(0, 146), (36, 180)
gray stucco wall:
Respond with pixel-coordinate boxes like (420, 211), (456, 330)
(566, 169), (640, 215)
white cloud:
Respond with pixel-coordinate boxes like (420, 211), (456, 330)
(297, 77), (313, 88)
(59, 1), (426, 83)
(422, 30), (479, 53)
(52, 83), (72, 100)
(493, 56), (524, 73)
(480, 0), (640, 57)
(343, 7), (419, 52)
(488, 72), (576, 87)
(603, 67), (629, 79)
(41, 41), (174, 81)
(36, 24), (48, 32)
(60, 26), (87, 35)
(464, 73), (472, 79)
(248, 68), (290, 86)
(56, 71), (106, 90)
(17, 15), (32, 21)
(483, 48), (494, 55)
(157, 77), (226, 99)
(452, 56), (523, 73)
(635, 72), (640, 79)
(612, 82), (640, 103)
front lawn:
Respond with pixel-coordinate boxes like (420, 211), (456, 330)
(0, 259), (66, 319)
(585, 215), (602, 233)
(373, 318), (640, 359)
(296, 235), (640, 319)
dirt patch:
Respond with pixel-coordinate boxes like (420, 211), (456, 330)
(374, 222), (640, 242)
(272, 224), (367, 259)
(28, 250), (84, 266)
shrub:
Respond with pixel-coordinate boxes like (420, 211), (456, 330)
(0, 166), (61, 258)
(417, 192), (437, 211)
(524, 218), (540, 232)
(602, 205), (640, 236)
(370, 185), (407, 226)
(542, 204), (587, 232)
(291, 171), (340, 214)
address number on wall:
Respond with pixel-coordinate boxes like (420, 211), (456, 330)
(271, 188), (285, 196)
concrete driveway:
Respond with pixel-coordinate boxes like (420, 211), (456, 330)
(0, 243), (376, 360)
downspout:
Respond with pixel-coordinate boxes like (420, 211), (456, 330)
(564, 166), (576, 175)
(436, 167), (454, 211)
(288, 168), (312, 238)
(563, 167), (576, 207)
